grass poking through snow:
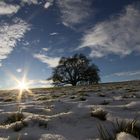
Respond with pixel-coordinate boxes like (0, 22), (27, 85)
(91, 109), (107, 121)
(97, 118), (140, 140)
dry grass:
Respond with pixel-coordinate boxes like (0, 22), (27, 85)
(3, 112), (24, 125)
(98, 119), (140, 140)
(91, 109), (107, 121)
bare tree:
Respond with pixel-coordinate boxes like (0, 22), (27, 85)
(49, 54), (100, 86)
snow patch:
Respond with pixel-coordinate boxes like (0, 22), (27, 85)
(116, 132), (138, 140)
(40, 134), (66, 140)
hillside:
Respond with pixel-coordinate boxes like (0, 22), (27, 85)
(0, 80), (140, 140)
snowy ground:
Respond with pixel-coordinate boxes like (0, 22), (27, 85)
(0, 81), (140, 140)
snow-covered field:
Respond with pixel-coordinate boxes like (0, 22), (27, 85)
(0, 81), (140, 140)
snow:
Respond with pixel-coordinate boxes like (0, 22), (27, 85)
(40, 134), (66, 140)
(116, 132), (138, 140)
(0, 81), (139, 140)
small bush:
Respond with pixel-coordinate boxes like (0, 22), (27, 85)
(51, 94), (60, 99)
(10, 120), (28, 132)
(4, 98), (13, 102)
(29, 116), (48, 128)
(38, 119), (48, 128)
(36, 96), (50, 101)
(78, 92), (89, 97)
(79, 96), (86, 101)
(70, 96), (76, 99)
(91, 109), (107, 121)
(12, 122), (24, 132)
(113, 119), (140, 139)
(4, 113), (24, 124)
(98, 93), (106, 97)
(100, 100), (110, 105)
(97, 119), (140, 140)
(97, 123), (114, 140)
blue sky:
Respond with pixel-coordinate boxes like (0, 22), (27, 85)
(0, 0), (140, 89)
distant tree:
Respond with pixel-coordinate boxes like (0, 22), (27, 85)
(49, 54), (100, 86)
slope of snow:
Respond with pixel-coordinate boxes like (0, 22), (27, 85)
(0, 81), (139, 140)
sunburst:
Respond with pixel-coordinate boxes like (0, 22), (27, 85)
(15, 75), (33, 102)
(7, 71), (34, 102)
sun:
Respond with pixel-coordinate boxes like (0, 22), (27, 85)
(14, 76), (32, 102)
(8, 73), (34, 102)
(5, 70), (34, 107)
(17, 80), (28, 91)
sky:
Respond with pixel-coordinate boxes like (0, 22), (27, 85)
(0, 0), (140, 89)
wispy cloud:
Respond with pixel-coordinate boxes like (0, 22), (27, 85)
(33, 53), (60, 68)
(30, 79), (53, 88)
(105, 70), (140, 78)
(21, 0), (38, 5)
(79, 3), (140, 58)
(0, 18), (30, 66)
(0, 1), (20, 15)
(44, 0), (54, 9)
(42, 48), (49, 52)
(57, 0), (92, 27)
(49, 32), (59, 36)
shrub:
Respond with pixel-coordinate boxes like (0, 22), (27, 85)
(113, 119), (140, 139)
(29, 116), (48, 128)
(91, 109), (107, 121)
(78, 92), (89, 97)
(4, 98), (13, 102)
(12, 122), (24, 132)
(98, 93), (106, 97)
(97, 123), (114, 140)
(36, 96), (50, 101)
(38, 119), (48, 128)
(4, 112), (24, 124)
(79, 96), (86, 101)
(97, 119), (140, 140)
(100, 100), (110, 105)
(70, 96), (76, 99)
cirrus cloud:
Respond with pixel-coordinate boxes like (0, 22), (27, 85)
(33, 53), (60, 68)
(57, 0), (92, 27)
(79, 3), (140, 58)
(32, 79), (53, 87)
(21, 0), (38, 5)
(105, 70), (140, 78)
(0, 18), (30, 66)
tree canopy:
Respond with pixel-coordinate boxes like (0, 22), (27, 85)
(49, 54), (100, 86)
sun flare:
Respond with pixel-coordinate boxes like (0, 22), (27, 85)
(8, 72), (34, 102)
(17, 80), (28, 91)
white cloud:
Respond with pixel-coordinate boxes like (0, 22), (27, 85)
(31, 79), (53, 88)
(16, 68), (22, 73)
(105, 70), (140, 78)
(44, 0), (54, 9)
(0, 18), (30, 66)
(0, 1), (20, 15)
(33, 54), (60, 68)
(79, 3), (140, 58)
(57, 0), (92, 27)
(21, 0), (38, 5)
(49, 32), (58, 36)
(42, 48), (49, 52)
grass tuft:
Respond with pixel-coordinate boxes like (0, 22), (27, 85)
(4, 112), (24, 125)
(91, 109), (107, 121)
(97, 118), (140, 140)
(79, 96), (86, 101)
